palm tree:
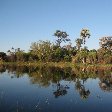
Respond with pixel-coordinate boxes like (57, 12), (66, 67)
(80, 28), (90, 44)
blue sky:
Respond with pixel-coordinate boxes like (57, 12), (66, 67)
(0, 0), (112, 53)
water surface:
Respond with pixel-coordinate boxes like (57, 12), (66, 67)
(0, 65), (112, 112)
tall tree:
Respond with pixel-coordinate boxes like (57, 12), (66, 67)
(54, 30), (70, 47)
(80, 28), (90, 44)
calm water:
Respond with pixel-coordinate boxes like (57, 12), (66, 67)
(0, 65), (112, 112)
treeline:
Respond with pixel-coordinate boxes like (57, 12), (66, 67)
(0, 29), (112, 64)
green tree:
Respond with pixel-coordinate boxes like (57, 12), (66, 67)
(54, 30), (70, 47)
(7, 47), (16, 62)
(72, 47), (88, 64)
(80, 48), (88, 64)
(15, 48), (25, 62)
(75, 38), (83, 50)
(30, 40), (54, 62)
(80, 28), (90, 44)
(97, 48), (112, 64)
(99, 36), (112, 50)
(0, 52), (6, 61)
(87, 49), (97, 64)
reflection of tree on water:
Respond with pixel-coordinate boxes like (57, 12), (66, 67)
(28, 66), (73, 88)
(0, 65), (6, 73)
(1, 65), (112, 93)
(75, 79), (90, 99)
(99, 74), (112, 92)
(53, 82), (70, 98)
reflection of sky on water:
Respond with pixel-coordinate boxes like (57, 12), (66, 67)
(0, 67), (112, 112)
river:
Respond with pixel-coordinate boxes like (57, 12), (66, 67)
(0, 65), (112, 112)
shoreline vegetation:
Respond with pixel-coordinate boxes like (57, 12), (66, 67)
(0, 29), (112, 67)
(0, 62), (112, 69)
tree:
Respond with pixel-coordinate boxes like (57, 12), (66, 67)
(7, 47), (16, 62)
(99, 36), (112, 50)
(75, 38), (83, 50)
(97, 48), (112, 64)
(0, 52), (6, 61)
(80, 28), (90, 44)
(80, 48), (88, 64)
(72, 47), (89, 64)
(30, 40), (54, 62)
(54, 30), (70, 47)
(88, 50), (97, 64)
(15, 48), (25, 62)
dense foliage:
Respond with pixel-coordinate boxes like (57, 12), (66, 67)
(0, 29), (112, 64)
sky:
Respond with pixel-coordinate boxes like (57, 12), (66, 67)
(0, 0), (112, 53)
